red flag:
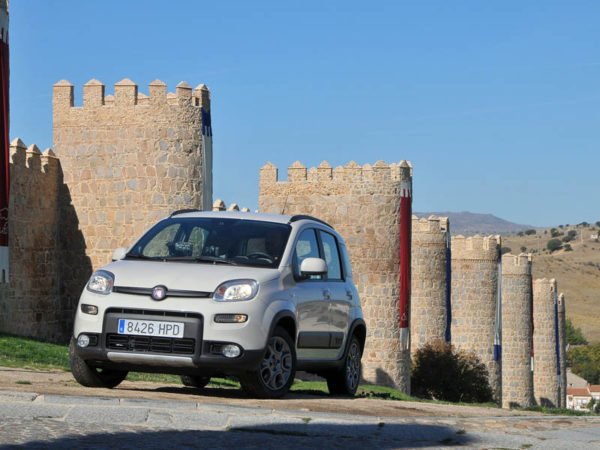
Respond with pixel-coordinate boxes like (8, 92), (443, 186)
(399, 179), (412, 350)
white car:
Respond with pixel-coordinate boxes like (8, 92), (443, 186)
(70, 211), (366, 398)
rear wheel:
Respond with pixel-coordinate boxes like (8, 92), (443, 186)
(240, 327), (296, 398)
(69, 338), (128, 388)
(180, 375), (210, 389)
(327, 335), (362, 396)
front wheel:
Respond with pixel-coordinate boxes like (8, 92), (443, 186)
(327, 335), (362, 396)
(69, 338), (128, 388)
(240, 327), (296, 398)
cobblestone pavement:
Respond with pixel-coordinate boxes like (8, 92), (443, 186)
(0, 391), (600, 449)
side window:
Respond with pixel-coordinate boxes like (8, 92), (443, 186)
(319, 231), (342, 281)
(293, 229), (321, 280)
(339, 243), (353, 279)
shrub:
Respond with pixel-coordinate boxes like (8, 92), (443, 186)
(547, 239), (562, 252)
(566, 319), (588, 345)
(501, 246), (512, 255)
(525, 229), (536, 235)
(411, 340), (494, 403)
(562, 230), (577, 243)
(551, 228), (563, 237)
(564, 244), (573, 251)
(517, 231), (524, 237)
(521, 246), (527, 252)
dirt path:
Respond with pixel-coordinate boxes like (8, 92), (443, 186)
(0, 366), (539, 419)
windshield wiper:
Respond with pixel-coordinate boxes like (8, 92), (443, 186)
(163, 256), (238, 265)
(125, 254), (160, 260)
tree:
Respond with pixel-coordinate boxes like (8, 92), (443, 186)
(547, 239), (562, 252)
(501, 246), (512, 255)
(520, 246), (527, 252)
(564, 244), (573, 251)
(411, 340), (494, 403)
(567, 343), (600, 385)
(566, 319), (588, 345)
(517, 231), (524, 237)
(525, 229), (536, 235)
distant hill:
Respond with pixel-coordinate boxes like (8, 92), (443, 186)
(414, 211), (534, 236)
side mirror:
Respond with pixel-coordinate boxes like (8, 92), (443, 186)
(300, 257), (328, 276)
(112, 247), (128, 261)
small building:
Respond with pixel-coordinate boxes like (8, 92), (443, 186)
(566, 387), (592, 411)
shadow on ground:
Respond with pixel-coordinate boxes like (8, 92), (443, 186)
(1, 422), (473, 449)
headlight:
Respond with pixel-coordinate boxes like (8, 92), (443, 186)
(213, 279), (258, 302)
(86, 270), (115, 295)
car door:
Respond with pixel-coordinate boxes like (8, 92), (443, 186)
(292, 228), (333, 360)
(317, 229), (351, 357)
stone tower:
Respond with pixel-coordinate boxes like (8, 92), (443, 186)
(259, 160), (413, 392)
(0, 0), (9, 283)
(410, 215), (450, 355)
(532, 278), (560, 408)
(501, 253), (534, 408)
(53, 78), (212, 311)
(450, 234), (502, 402)
(557, 293), (567, 408)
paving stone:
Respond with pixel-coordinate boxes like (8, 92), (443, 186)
(44, 394), (119, 406)
(66, 405), (149, 424)
(121, 398), (197, 410)
(198, 402), (273, 415)
(0, 403), (69, 419)
(0, 390), (38, 402)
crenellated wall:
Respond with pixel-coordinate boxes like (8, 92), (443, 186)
(53, 78), (213, 315)
(533, 278), (560, 408)
(451, 234), (502, 403)
(501, 253), (534, 408)
(259, 159), (413, 392)
(0, 138), (65, 340)
(410, 215), (449, 355)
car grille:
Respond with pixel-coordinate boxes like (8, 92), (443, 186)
(106, 334), (195, 355)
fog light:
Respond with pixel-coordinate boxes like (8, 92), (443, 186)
(77, 334), (90, 348)
(81, 304), (98, 315)
(221, 344), (241, 358)
(214, 314), (248, 323)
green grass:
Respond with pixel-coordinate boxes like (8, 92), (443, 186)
(520, 405), (596, 416)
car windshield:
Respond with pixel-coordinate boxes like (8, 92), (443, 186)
(126, 217), (291, 269)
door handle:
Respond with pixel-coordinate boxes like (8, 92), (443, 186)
(346, 290), (353, 299)
(322, 289), (331, 299)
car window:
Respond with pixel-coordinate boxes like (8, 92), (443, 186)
(129, 218), (291, 268)
(293, 229), (321, 280)
(339, 243), (353, 279)
(319, 231), (342, 281)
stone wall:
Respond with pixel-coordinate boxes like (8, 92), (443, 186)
(557, 293), (567, 408)
(410, 215), (449, 355)
(501, 253), (534, 408)
(53, 78), (212, 316)
(0, 138), (63, 340)
(450, 234), (502, 402)
(259, 160), (413, 392)
(533, 278), (560, 408)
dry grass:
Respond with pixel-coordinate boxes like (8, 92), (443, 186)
(502, 225), (600, 343)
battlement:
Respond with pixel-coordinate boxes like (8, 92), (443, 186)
(451, 234), (501, 260)
(212, 199), (250, 212)
(502, 253), (533, 275)
(10, 138), (58, 174)
(557, 293), (565, 312)
(260, 160), (412, 185)
(411, 214), (449, 233)
(533, 278), (557, 294)
(53, 78), (211, 111)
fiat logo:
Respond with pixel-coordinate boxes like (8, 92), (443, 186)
(151, 285), (167, 301)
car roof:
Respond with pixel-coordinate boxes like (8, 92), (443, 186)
(168, 210), (293, 225)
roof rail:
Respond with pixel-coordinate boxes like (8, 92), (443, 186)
(289, 215), (333, 229)
(170, 208), (201, 217)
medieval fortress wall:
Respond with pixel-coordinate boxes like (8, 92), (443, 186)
(410, 215), (449, 354)
(0, 139), (61, 340)
(500, 253), (534, 408)
(259, 160), (413, 392)
(450, 234), (502, 401)
(0, 72), (569, 405)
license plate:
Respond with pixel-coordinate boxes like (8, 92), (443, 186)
(118, 319), (184, 338)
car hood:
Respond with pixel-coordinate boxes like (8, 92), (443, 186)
(102, 260), (280, 292)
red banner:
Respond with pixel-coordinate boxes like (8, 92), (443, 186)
(399, 182), (411, 330)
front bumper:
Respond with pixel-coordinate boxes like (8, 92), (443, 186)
(73, 307), (264, 376)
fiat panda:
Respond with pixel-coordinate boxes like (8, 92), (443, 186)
(70, 210), (366, 398)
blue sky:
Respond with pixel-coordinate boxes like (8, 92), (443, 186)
(8, 0), (600, 226)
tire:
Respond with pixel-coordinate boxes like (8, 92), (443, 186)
(327, 335), (362, 396)
(240, 327), (296, 399)
(180, 375), (210, 389)
(69, 338), (128, 388)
